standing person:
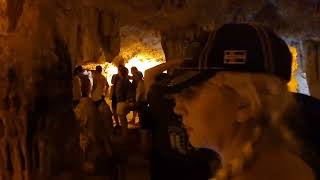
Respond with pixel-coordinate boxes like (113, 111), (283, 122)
(130, 66), (143, 124)
(73, 66), (83, 107)
(74, 72), (112, 176)
(110, 65), (125, 127)
(92, 65), (109, 102)
(135, 72), (152, 155)
(135, 72), (145, 126)
(116, 67), (134, 137)
(131, 66), (143, 84)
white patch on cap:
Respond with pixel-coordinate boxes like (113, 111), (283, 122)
(224, 50), (247, 64)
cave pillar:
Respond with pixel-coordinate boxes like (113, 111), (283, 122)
(99, 12), (120, 62)
(161, 30), (185, 62)
(0, 1), (81, 180)
(303, 40), (320, 99)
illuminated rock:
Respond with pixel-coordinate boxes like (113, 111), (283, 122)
(1, 0), (320, 179)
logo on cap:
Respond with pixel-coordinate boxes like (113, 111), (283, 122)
(224, 50), (247, 64)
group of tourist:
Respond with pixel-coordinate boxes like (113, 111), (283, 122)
(110, 65), (145, 133)
(73, 65), (145, 130)
(72, 64), (146, 178)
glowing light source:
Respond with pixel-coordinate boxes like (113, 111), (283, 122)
(288, 46), (298, 92)
(83, 54), (165, 85)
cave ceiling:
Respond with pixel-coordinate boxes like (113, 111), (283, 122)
(2, 0), (320, 36)
(1, 0), (320, 64)
(84, 0), (320, 38)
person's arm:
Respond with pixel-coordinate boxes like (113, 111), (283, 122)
(92, 75), (97, 92)
(136, 81), (145, 102)
(104, 77), (109, 97)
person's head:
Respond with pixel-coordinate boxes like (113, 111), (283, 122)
(131, 66), (138, 75)
(117, 64), (125, 71)
(135, 72), (143, 81)
(175, 72), (296, 149)
(164, 23), (297, 175)
(119, 67), (129, 78)
(96, 65), (103, 74)
(74, 66), (83, 75)
(111, 74), (118, 84)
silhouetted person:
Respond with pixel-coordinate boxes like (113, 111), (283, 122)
(110, 65), (125, 127)
(74, 72), (112, 176)
(92, 65), (109, 102)
(130, 66), (143, 124)
(73, 66), (84, 106)
(115, 66), (134, 137)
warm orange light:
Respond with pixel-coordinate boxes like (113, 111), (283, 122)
(288, 47), (298, 92)
(83, 54), (165, 85)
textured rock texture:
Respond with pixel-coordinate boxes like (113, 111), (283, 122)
(304, 40), (320, 99)
(1, 0), (320, 179)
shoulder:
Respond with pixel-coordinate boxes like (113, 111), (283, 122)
(98, 74), (107, 81)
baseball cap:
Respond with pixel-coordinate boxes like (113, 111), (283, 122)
(167, 23), (292, 92)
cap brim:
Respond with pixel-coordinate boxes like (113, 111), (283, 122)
(166, 70), (218, 93)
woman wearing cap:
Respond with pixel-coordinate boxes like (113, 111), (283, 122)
(147, 24), (315, 180)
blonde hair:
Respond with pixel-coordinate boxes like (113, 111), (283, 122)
(177, 72), (301, 179)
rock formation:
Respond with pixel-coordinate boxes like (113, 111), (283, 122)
(1, 0), (320, 179)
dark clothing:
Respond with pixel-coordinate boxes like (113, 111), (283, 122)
(111, 74), (119, 108)
(115, 77), (134, 102)
(111, 95), (117, 110)
(132, 71), (143, 89)
(291, 93), (320, 179)
(137, 101), (152, 130)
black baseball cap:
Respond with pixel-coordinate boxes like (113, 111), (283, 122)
(167, 23), (292, 92)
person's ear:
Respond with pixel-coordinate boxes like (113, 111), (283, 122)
(219, 85), (254, 123)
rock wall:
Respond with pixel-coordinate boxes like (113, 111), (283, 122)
(1, 0), (320, 179)
(0, 0), (121, 179)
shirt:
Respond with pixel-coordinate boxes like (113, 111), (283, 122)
(92, 73), (108, 101)
(136, 80), (146, 102)
(115, 77), (133, 102)
(132, 71), (143, 89)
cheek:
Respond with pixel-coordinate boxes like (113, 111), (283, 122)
(186, 93), (235, 145)
(183, 98), (211, 137)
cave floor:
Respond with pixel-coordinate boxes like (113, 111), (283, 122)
(125, 128), (150, 180)
(50, 128), (150, 180)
